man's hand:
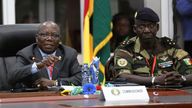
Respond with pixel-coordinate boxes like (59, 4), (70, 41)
(165, 71), (182, 85)
(155, 71), (182, 85)
(154, 73), (167, 85)
(35, 78), (55, 89)
(36, 55), (60, 69)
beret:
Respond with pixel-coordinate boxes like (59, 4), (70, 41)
(135, 7), (159, 22)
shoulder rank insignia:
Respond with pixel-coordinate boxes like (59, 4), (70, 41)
(119, 37), (136, 47)
(161, 37), (176, 47)
(166, 38), (176, 46)
(117, 58), (128, 67)
(120, 40), (131, 46)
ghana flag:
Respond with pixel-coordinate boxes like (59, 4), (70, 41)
(83, 0), (112, 85)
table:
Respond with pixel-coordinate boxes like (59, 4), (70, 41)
(0, 88), (192, 108)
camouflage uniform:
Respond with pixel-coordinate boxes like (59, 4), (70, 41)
(114, 36), (192, 78)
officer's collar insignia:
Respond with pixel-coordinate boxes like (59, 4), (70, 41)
(160, 56), (168, 61)
(136, 56), (143, 60)
(183, 58), (192, 65)
(117, 58), (128, 67)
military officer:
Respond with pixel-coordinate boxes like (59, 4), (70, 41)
(113, 7), (192, 87)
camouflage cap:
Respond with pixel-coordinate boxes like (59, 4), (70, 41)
(135, 7), (159, 22)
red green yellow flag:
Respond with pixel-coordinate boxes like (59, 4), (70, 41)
(83, 0), (93, 64)
(83, 0), (112, 85)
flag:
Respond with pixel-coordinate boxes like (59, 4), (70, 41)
(83, 0), (112, 85)
(83, 0), (93, 64)
(92, 0), (112, 85)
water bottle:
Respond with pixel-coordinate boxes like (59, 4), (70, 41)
(81, 63), (91, 85)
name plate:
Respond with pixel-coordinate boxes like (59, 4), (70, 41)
(102, 86), (149, 102)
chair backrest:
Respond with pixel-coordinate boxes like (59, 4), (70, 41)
(0, 24), (39, 90)
(0, 24), (39, 56)
(105, 54), (115, 81)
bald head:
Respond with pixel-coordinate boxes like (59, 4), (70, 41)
(38, 21), (60, 34)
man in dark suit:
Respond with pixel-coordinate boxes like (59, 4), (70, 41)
(8, 21), (82, 89)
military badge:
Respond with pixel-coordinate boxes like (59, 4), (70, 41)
(183, 58), (192, 65)
(117, 58), (128, 67)
(159, 56), (168, 61)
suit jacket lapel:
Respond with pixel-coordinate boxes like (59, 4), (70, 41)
(52, 48), (63, 80)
